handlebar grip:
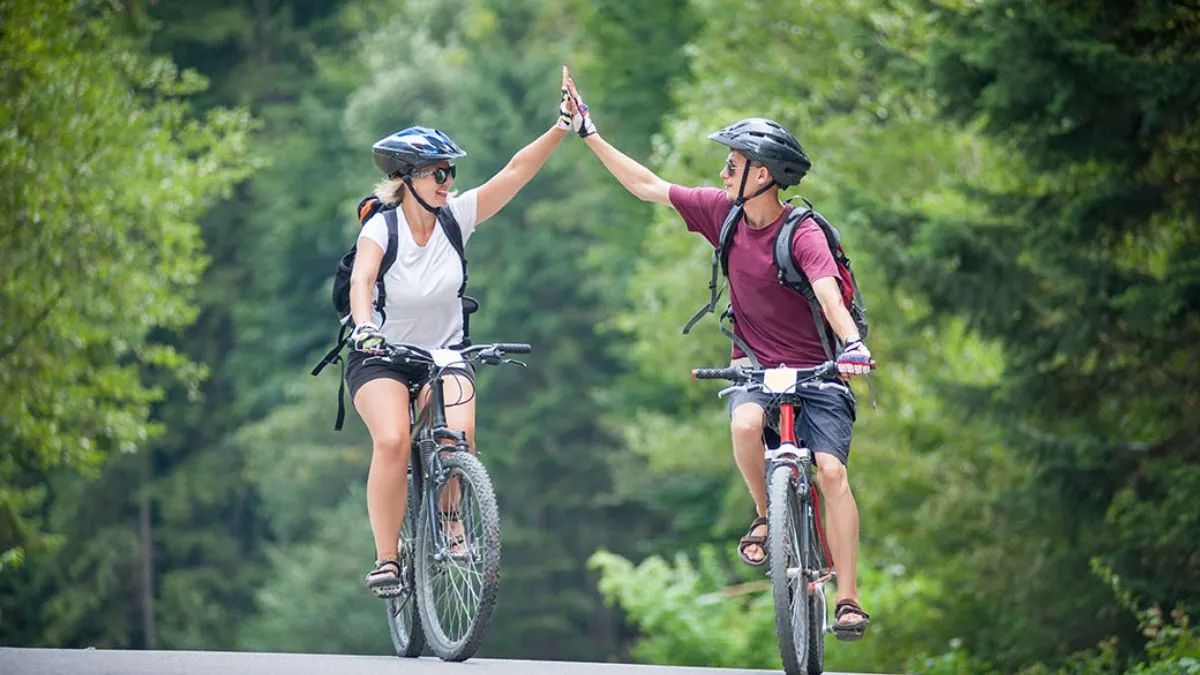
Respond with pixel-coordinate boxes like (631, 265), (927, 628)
(692, 367), (739, 381)
(496, 343), (532, 354)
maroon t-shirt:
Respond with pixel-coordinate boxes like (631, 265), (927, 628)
(669, 185), (838, 368)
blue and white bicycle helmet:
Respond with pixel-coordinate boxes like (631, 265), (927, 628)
(372, 126), (467, 177)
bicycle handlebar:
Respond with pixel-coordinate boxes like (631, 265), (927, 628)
(374, 341), (533, 365)
(691, 361), (838, 383)
(490, 343), (532, 354)
(693, 367), (743, 381)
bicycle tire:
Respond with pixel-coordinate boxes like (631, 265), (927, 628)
(386, 467), (425, 657)
(805, 500), (827, 674)
(416, 451), (501, 661)
(768, 464), (808, 675)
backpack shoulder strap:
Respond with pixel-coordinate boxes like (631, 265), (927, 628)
(772, 205), (839, 361)
(806, 210), (867, 315)
(372, 208), (400, 323)
(380, 208), (400, 276)
(682, 204), (744, 334)
(436, 209), (467, 298)
(717, 203), (744, 278)
(773, 206), (815, 296)
(809, 211), (845, 261)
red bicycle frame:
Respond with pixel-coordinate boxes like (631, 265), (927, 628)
(778, 402), (834, 568)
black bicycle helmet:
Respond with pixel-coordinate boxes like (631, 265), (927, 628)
(372, 126), (466, 177)
(709, 118), (811, 187)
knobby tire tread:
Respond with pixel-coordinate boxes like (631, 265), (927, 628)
(416, 452), (501, 662)
(386, 469), (425, 657)
(768, 465), (807, 675)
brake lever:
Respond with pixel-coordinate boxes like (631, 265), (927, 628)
(502, 358), (527, 368)
(717, 383), (761, 399)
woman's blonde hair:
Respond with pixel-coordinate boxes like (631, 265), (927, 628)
(373, 176), (406, 207)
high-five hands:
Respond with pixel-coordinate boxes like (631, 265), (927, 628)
(556, 65), (574, 131)
(560, 65), (596, 138)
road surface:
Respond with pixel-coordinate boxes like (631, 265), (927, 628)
(0, 648), (870, 675)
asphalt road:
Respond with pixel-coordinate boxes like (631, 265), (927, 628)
(0, 648), (871, 675)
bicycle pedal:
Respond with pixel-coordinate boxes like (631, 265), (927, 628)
(370, 583), (406, 599)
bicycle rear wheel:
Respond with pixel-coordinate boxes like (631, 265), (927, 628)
(768, 464), (808, 675)
(385, 467), (425, 657)
(416, 451), (501, 661)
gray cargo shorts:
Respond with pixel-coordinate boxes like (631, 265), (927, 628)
(726, 361), (856, 465)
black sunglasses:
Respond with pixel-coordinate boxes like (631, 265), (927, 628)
(723, 157), (760, 176)
(410, 165), (457, 184)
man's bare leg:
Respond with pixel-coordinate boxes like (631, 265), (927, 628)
(731, 402), (768, 562)
(814, 451), (866, 626)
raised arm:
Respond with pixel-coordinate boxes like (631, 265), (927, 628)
(582, 134), (673, 205)
(474, 67), (579, 225)
(475, 125), (569, 224)
(565, 71), (674, 205)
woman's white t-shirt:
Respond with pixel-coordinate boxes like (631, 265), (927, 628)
(358, 189), (478, 349)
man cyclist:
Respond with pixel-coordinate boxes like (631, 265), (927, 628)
(564, 72), (874, 639)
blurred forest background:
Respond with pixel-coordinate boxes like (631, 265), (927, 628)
(2, 0), (1198, 672)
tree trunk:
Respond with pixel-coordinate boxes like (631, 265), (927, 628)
(139, 454), (157, 649)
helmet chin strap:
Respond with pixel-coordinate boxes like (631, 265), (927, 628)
(733, 163), (775, 206)
(402, 175), (441, 214)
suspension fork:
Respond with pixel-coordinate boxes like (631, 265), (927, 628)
(418, 373), (471, 542)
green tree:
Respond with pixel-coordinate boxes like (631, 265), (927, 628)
(0, 0), (256, 646)
(859, 0), (1200, 665)
(0, 0), (255, 567)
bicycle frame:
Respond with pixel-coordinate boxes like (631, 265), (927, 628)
(408, 370), (473, 554)
(769, 400), (835, 594)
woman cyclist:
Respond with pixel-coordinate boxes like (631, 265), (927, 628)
(349, 70), (575, 595)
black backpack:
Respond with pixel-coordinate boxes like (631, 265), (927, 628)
(682, 198), (868, 366)
(310, 194), (475, 430)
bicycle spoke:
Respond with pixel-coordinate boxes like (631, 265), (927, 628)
(429, 469), (486, 642)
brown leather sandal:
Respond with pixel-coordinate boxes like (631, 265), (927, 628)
(365, 558), (403, 598)
(736, 516), (769, 567)
(833, 598), (871, 641)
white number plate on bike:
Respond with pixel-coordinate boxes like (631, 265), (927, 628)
(763, 367), (799, 394)
(431, 349), (463, 368)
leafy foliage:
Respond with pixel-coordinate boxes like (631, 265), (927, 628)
(0, 0), (256, 567)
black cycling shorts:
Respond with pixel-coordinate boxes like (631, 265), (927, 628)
(727, 379), (856, 465)
(345, 350), (475, 402)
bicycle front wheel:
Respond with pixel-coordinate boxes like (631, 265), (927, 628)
(386, 467), (425, 657)
(768, 464), (808, 675)
(416, 451), (501, 661)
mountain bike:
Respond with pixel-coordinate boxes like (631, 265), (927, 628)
(377, 341), (531, 662)
(692, 361), (839, 675)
